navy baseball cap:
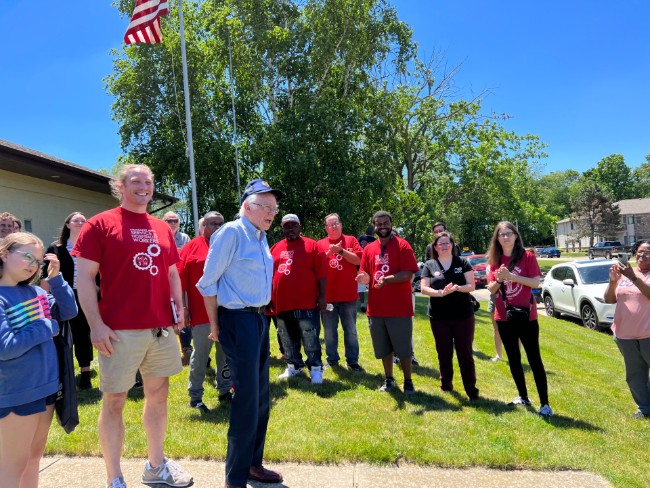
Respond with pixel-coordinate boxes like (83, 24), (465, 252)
(240, 179), (285, 204)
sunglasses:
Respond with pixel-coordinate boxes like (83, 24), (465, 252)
(165, 219), (179, 224)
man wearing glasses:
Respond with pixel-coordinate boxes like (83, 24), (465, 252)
(356, 211), (419, 394)
(178, 211), (232, 412)
(197, 179), (284, 488)
(317, 213), (364, 371)
(163, 211), (190, 250)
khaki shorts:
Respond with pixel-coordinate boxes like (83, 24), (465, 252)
(368, 316), (413, 359)
(98, 328), (182, 393)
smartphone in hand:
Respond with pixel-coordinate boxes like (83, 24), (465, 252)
(618, 254), (628, 266)
(171, 298), (179, 324)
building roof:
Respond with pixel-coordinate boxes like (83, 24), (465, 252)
(615, 198), (650, 215)
(0, 139), (175, 209)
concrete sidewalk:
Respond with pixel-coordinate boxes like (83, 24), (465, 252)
(39, 456), (612, 487)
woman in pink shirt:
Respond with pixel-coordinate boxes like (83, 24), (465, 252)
(604, 240), (650, 419)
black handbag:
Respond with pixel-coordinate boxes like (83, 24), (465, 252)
(501, 285), (532, 323)
(53, 319), (79, 434)
(470, 294), (480, 313)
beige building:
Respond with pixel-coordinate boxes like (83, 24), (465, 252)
(556, 198), (650, 250)
(0, 139), (174, 245)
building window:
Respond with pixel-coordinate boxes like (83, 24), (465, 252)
(570, 223), (573, 230)
(24, 220), (32, 232)
(627, 215), (635, 224)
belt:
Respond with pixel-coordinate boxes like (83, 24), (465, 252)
(221, 306), (265, 314)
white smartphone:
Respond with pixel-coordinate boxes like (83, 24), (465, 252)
(170, 298), (179, 324)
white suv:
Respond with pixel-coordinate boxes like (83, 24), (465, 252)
(541, 259), (616, 331)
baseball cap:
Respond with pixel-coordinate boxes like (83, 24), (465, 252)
(281, 214), (300, 226)
(240, 179), (285, 204)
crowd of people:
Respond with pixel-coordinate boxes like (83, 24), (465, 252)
(1, 164), (649, 488)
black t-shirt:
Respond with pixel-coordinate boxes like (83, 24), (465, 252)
(422, 256), (473, 319)
(357, 234), (376, 249)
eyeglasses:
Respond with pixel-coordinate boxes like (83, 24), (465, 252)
(636, 251), (650, 257)
(435, 242), (452, 248)
(250, 202), (280, 215)
(498, 231), (515, 238)
(12, 250), (44, 267)
(326, 222), (341, 228)
(164, 218), (179, 224)
(69, 219), (86, 224)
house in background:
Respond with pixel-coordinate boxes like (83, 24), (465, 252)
(0, 139), (175, 244)
(555, 198), (650, 251)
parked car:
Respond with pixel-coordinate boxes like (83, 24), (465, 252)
(466, 254), (488, 286)
(539, 246), (561, 258)
(412, 262), (424, 293)
(533, 245), (546, 256)
(460, 249), (474, 256)
(587, 241), (631, 260)
(541, 259), (616, 330)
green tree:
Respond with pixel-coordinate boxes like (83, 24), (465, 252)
(571, 179), (622, 247)
(591, 154), (638, 201)
(631, 154), (650, 198)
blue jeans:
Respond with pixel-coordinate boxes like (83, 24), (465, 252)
(188, 323), (231, 401)
(179, 326), (192, 348)
(276, 309), (322, 369)
(218, 308), (270, 487)
(320, 301), (360, 365)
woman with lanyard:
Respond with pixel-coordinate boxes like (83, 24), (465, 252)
(421, 231), (479, 400)
(487, 221), (552, 417)
(41, 212), (94, 390)
(604, 240), (650, 419)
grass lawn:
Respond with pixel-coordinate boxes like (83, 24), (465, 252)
(47, 297), (648, 488)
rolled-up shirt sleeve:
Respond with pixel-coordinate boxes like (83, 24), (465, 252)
(196, 226), (237, 297)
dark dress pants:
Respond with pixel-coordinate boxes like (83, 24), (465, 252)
(218, 308), (270, 487)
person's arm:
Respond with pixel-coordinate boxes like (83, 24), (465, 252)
(458, 270), (476, 293)
(203, 295), (220, 342)
(76, 257), (119, 357)
(604, 264), (621, 304)
(168, 264), (185, 329)
(317, 277), (328, 310)
(339, 237), (362, 265)
(43, 253), (77, 321)
(617, 262), (650, 300)
(495, 265), (541, 289)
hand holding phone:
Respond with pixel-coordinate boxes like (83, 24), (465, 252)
(619, 254), (628, 266)
(171, 298), (179, 324)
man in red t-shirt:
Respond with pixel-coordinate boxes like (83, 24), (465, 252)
(73, 164), (192, 488)
(317, 213), (364, 372)
(357, 210), (419, 394)
(270, 214), (327, 384)
(178, 211), (232, 412)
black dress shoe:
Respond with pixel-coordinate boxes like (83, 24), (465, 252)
(248, 465), (283, 483)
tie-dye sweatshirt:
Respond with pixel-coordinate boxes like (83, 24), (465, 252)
(0, 274), (77, 408)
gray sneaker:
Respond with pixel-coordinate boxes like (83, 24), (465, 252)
(142, 458), (193, 487)
(107, 477), (127, 488)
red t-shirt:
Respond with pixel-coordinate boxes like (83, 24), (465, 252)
(270, 237), (327, 313)
(177, 235), (210, 326)
(72, 207), (179, 330)
(359, 236), (419, 317)
(488, 251), (541, 321)
(317, 234), (363, 303)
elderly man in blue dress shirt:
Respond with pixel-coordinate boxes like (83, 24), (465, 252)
(197, 179), (284, 488)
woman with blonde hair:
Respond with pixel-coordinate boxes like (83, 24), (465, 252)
(0, 232), (77, 487)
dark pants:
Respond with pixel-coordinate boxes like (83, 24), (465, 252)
(71, 291), (93, 368)
(218, 308), (270, 487)
(430, 316), (479, 398)
(276, 309), (322, 369)
(497, 319), (549, 405)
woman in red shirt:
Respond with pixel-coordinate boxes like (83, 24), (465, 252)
(487, 221), (552, 417)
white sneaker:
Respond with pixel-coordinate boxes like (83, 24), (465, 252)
(142, 458), (192, 487)
(491, 355), (503, 362)
(311, 366), (323, 384)
(538, 404), (553, 417)
(278, 364), (303, 379)
(107, 477), (127, 488)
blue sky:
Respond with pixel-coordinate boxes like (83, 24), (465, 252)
(1, 1), (648, 174)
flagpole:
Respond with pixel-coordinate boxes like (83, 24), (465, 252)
(177, 0), (200, 236)
(227, 27), (242, 201)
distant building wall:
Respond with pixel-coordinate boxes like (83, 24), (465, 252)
(0, 169), (115, 244)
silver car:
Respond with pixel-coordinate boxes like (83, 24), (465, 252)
(541, 259), (616, 331)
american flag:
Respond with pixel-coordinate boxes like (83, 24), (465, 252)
(124, 0), (169, 45)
